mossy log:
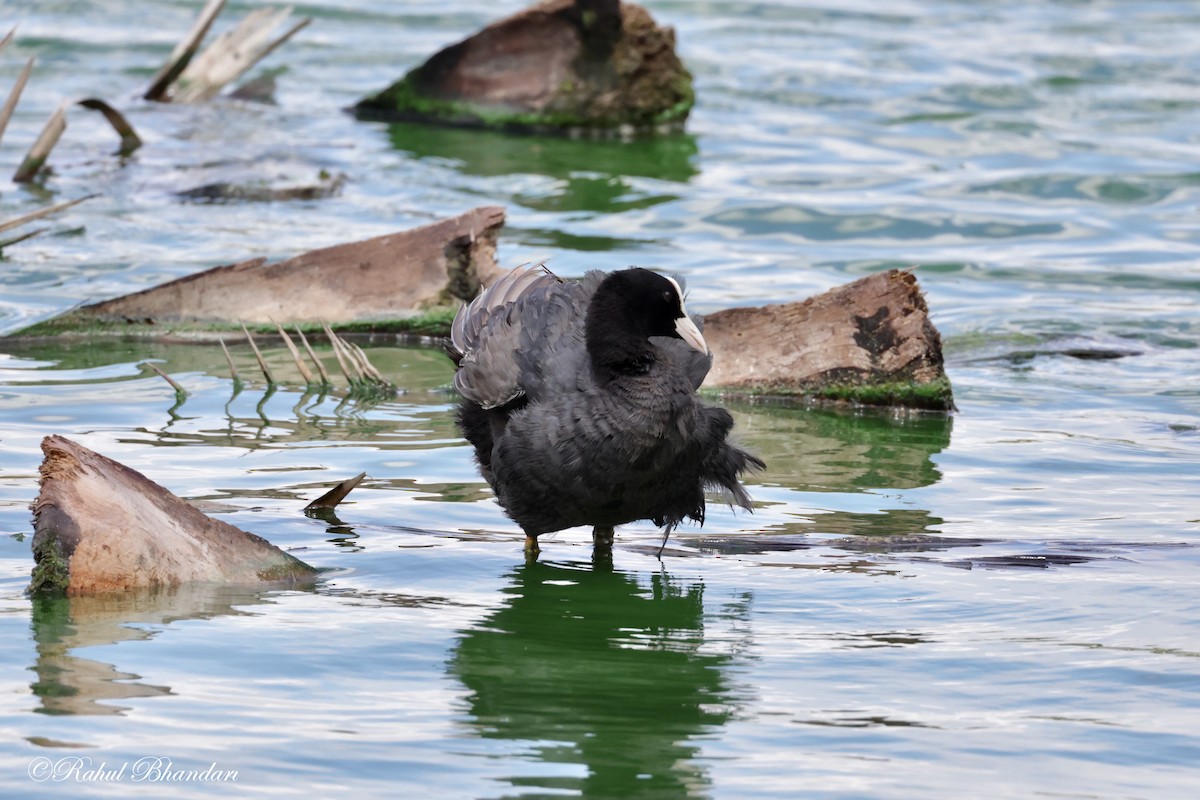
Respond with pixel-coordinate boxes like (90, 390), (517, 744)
(353, 0), (693, 136)
(702, 270), (952, 411)
(29, 435), (317, 596)
(15, 205), (505, 337)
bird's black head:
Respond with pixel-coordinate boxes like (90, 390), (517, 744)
(586, 268), (708, 377)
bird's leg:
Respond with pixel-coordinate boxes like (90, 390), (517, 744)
(524, 534), (540, 557)
(656, 523), (676, 558)
(592, 525), (615, 549)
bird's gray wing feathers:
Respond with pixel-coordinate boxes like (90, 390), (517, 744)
(450, 265), (563, 409)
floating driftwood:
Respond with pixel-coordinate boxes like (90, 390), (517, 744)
(17, 205), (505, 336)
(703, 269), (952, 411)
(145, 0), (310, 103)
(354, 0), (693, 136)
(29, 436), (318, 596)
(176, 171), (346, 202)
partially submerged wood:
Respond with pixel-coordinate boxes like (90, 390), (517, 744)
(13, 98), (142, 183)
(143, 0), (227, 101)
(176, 171), (346, 202)
(145, 0), (310, 103)
(304, 472), (366, 511)
(354, 0), (693, 136)
(702, 269), (952, 411)
(16, 205), (505, 336)
(29, 435), (317, 596)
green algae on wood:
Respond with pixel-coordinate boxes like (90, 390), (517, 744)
(701, 269), (954, 412)
(6, 206), (504, 337)
(707, 377), (955, 413)
(353, 0), (694, 136)
(12, 306), (463, 341)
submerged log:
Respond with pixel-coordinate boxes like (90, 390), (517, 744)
(702, 269), (952, 411)
(353, 0), (693, 136)
(29, 436), (317, 596)
(16, 205), (505, 336)
(144, 0), (310, 103)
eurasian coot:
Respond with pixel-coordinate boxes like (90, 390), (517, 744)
(448, 265), (764, 551)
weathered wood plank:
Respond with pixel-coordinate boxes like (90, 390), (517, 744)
(20, 206), (505, 333)
(702, 270), (952, 410)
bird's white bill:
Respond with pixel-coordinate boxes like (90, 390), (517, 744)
(675, 313), (709, 354)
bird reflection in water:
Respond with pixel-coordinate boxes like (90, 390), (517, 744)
(449, 554), (750, 797)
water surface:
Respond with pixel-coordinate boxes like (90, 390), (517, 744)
(1, 1), (1198, 797)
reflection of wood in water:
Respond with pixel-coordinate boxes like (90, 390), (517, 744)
(449, 557), (752, 798)
(28, 585), (269, 716)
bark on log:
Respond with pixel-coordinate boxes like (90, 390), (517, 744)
(29, 435), (317, 596)
(353, 0), (693, 136)
(18, 206), (504, 334)
(701, 269), (952, 410)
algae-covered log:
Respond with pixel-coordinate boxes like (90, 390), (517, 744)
(354, 0), (693, 136)
(18, 206), (505, 336)
(29, 435), (317, 596)
(701, 269), (952, 411)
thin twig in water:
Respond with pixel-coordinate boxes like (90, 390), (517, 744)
(274, 321), (315, 384)
(241, 322), (275, 385)
(322, 324), (360, 385)
(0, 195), (96, 235)
(294, 327), (330, 385)
(347, 341), (388, 385)
(218, 336), (241, 384)
(143, 362), (189, 400)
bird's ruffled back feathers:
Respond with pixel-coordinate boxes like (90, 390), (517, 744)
(452, 266), (610, 410)
(450, 265), (563, 409)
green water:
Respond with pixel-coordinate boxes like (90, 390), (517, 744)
(2, 1), (1199, 797)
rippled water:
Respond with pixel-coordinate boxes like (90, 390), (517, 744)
(1, 1), (1198, 797)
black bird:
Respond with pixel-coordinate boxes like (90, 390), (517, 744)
(447, 265), (764, 552)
